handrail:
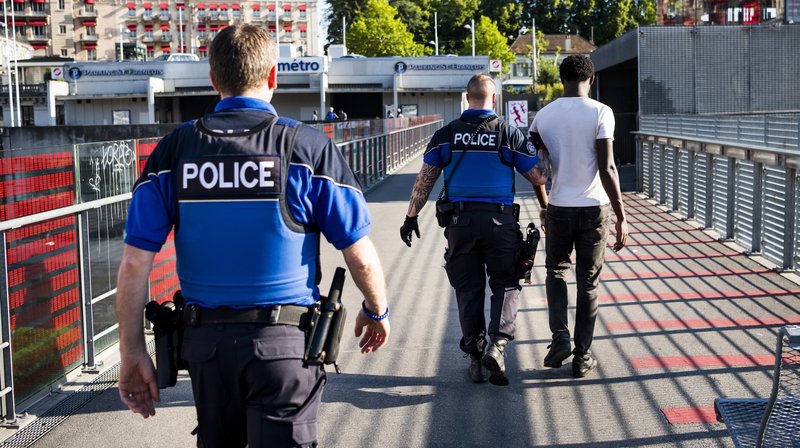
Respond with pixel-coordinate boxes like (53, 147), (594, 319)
(336, 119), (443, 148)
(0, 193), (132, 232)
(633, 131), (800, 160)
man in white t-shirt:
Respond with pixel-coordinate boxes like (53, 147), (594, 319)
(528, 55), (628, 378)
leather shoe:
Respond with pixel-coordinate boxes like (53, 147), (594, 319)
(572, 351), (598, 378)
(468, 353), (489, 383)
(543, 337), (572, 368)
(482, 336), (509, 386)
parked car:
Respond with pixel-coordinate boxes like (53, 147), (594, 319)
(152, 53), (200, 62)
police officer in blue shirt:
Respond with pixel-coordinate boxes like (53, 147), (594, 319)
(400, 74), (548, 386)
(116, 25), (390, 448)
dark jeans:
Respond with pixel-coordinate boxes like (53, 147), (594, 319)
(443, 210), (521, 355)
(544, 204), (611, 355)
(182, 323), (325, 448)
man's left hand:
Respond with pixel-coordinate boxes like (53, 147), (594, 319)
(613, 219), (629, 252)
(118, 348), (160, 418)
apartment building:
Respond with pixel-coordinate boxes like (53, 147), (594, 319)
(1, 0), (320, 62)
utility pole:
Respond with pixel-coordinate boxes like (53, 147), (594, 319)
(119, 25), (124, 60)
(1, 19), (15, 126)
(10, 0), (20, 126)
(531, 18), (537, 85)
(434, 11), (438, 56)
(342, 16), (346, 53)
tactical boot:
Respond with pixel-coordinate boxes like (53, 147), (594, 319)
(468, 353), (489, 383)
(482, 336), (509, 386)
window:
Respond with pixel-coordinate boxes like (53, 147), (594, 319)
(87, 49), (97, 60)
(129, 29), (137, 39)
(61, 49), (68, 57)
(145, 29), (153, 38)
(128, 7), (136, 16)
(300, 30), (307, 39)
(198, 29), (206, 38)
(13, 2), (23, 13)
(147, 48), (154, 59)
(59, 25), (67, 34)
(84, 3), (94, 12)
(56, 105), (65, 125)
(22, 106), (34, 126)
(253, 9), (260, 17)
(58, 0), (65, 9)
(162, 32), (171, 41)
(86, 26), (96, 36)
(31, 2), (45, 13)
(31, 25), (46, 37)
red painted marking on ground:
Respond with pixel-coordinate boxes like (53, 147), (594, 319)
(605, 252), (741, 262)
(632, 354), (774, 370)
(622, 228), (703, 235)
(599, 288), (800, 303)
(600, 267), (772, 280)
(606, 316), (800, 331)
(661, 406), (718, 424)
(618, 238), (715, 246)
(627, 218), (683, 224)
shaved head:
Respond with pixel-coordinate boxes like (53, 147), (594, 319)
(467, 74), (496, 102)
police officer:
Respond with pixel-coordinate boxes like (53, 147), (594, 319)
(400, 74), (548, 386)
(116, 25), (390, 447)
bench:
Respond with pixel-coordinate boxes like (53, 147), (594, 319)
(714, 325), (800, 447)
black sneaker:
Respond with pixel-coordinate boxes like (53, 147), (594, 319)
(468, 353), (489, 383)
(482, 337), (509, 386)
(543, 337), (572, 368)
(572, 352), (598, 378)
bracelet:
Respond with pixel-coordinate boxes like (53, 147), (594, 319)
(361, 301), (390, 321)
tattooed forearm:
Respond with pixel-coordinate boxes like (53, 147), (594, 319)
(407, 163), (442, 216)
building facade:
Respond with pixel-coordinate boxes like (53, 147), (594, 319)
(1, 0), (320, 62)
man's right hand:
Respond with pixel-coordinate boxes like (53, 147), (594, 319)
(118, 348), (160, 418)
(354, 310), (390, 354)
(400, 215), (420, 247)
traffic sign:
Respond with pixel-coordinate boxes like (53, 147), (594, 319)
(489, 59), (502, 73)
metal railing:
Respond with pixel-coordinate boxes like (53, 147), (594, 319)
(0, 117), (439, 427)
(636, 117), (800, 273)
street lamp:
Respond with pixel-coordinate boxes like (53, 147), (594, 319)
(433, 11), (438, 56)
(464, 18), (475, 57)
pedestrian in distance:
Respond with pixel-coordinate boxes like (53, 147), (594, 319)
(528, 54), (628, 378)
(339, 109), (348, 120)
(115, 24), (390, 448)
(312, 109), (318, 121)
(325, 107), (339, 121)
(400, 73), (549, 386)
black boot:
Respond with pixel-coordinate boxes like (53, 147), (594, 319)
(482, 336), (509, 386)
(468, 353), (489, 383)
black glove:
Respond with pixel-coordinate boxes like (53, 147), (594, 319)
(400, 215), (420, 247)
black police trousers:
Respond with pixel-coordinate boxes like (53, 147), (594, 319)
(181, 323), (325, 448)
(443, 209), (522, 355)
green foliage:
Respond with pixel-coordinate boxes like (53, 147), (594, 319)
(479, 0), (523, 43)
(390, 0), (432, 43)
(428, 0), (480, 54)
(461, 16), (515, 73)
(347, 0), (432, 57)
(535, 82), (564, 105)
(537, 59), (560, 86)
(326, 0), (369, 46)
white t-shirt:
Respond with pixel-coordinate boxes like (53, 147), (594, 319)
(529, 97), (615, 207)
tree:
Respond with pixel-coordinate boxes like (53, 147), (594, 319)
(325, 0), (369, 46)
(461, 16), (516, 73)
(479, 0), (523, 43)
(390, 0), (433, 46)
(429, 0), (480, 54)
(347, 0), (431, 57)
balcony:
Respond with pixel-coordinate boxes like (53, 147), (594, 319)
(161, 34), (171, 41)
(78, 33), (98, 42)
(27, 33), (49, 43)
(142, 12), (154, 21)
(75, 8), (97, 18)
(280, 13), (293, 22)
(158, 13), (170, 21)
(141, 35), (155, 43)
(125, 12), (138, 22)
(16, 6), (48, 17)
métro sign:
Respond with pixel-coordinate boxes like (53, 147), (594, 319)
(276, 57), (325, 74)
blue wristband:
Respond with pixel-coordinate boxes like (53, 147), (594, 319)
(361, 301), (390, 321)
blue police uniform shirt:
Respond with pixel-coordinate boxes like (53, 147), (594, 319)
(125, 97), (371, 308)
(423, 109), (539, 205)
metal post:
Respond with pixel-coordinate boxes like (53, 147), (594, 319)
(659, 147), (666, 205)
(471, 18), (475, 57)
(726, 157), (736, 240)
(531, 19), (536, 84)
(1, 20), (14, 126)
(672, 148), (679, 211)
(752, 163), (763, 253)
(434, 12), (438, 56)
(704, 152), (714, 229)
(342, 15), (346, 53)
(178, 5), (183, 53)
(77, 211), (98, 372)
(783, 168), (797, 270)
(9, 2), (20, 126)
(687, 151), (695, 219)
(0, 231), (17, 425)
(119, 25), (124, 61)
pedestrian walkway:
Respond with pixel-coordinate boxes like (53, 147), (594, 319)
(8, 157), (800, 447)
